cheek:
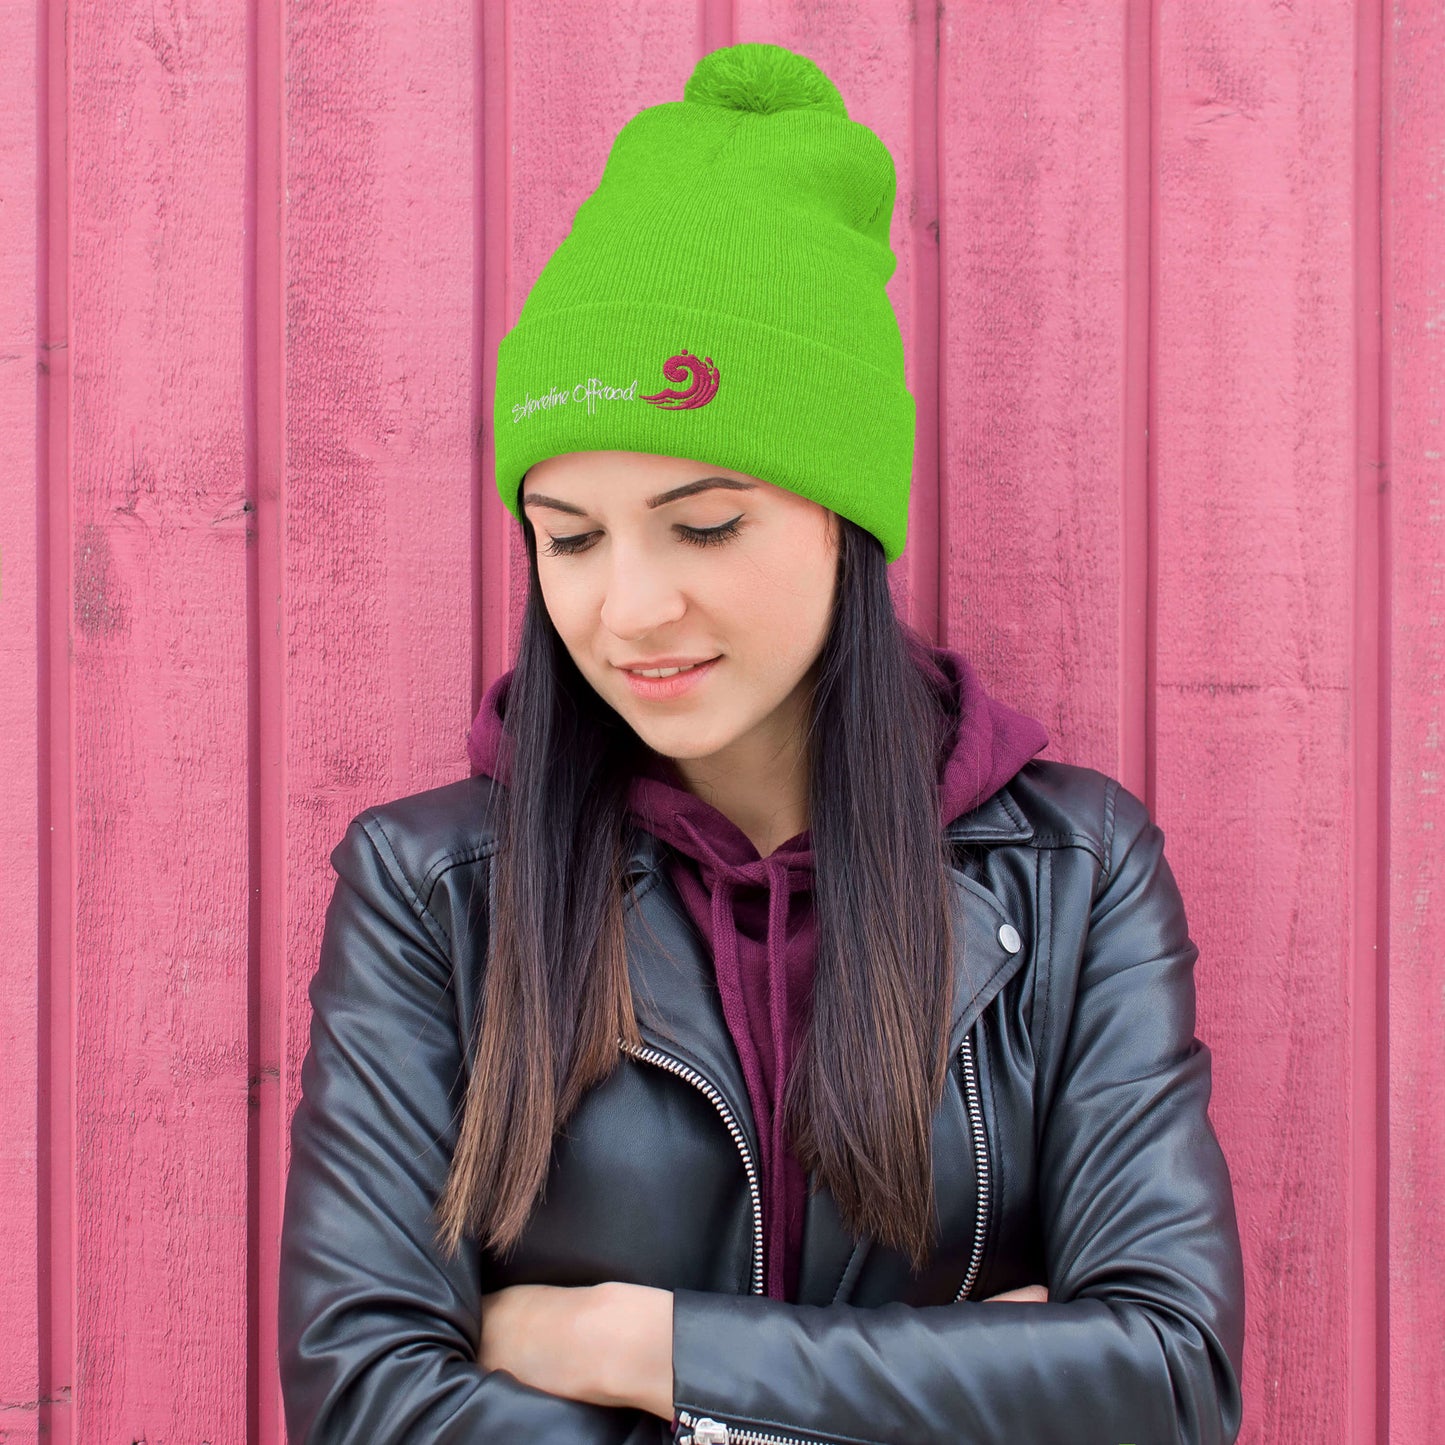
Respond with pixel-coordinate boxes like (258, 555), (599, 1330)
(708, 543), (834, 670)
(536, 570), (594, 651)
(731, 531), (836, 624)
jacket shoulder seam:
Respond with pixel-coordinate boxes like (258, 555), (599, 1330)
(1034, 846), (1055, 1095)
(1023, 827), (1105, 862)
(415, 841), (499, 917)
(1001, 784), (1104, 861)
(356, 811), (457, 958)
(993, 761), (1112, 866)
(1100, 776), (1120, 883)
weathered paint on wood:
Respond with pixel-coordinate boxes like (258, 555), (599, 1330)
(0, 0), (42, 1435)
(0, 3), (1436, 1442)
(66, 3), (254, 1441)
(1383, 5), (1444, 1444)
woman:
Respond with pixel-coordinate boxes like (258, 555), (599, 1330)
(278, 41), (1245, 1445)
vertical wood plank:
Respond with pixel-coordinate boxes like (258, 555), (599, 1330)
(67, 1), (251, 1435)
(1352, 2), (1387, 1436)
(0, 0), (42, 1436)
(1153, 4), (1361, 1440)
(36, 3), (74, 1434)
(249, 0), (285, 1434)
(937, 3), (1128, 769)
(1385, 2), (1445, 1440)
(280, 0), (477, 1235)
(476, 0), (508, 718)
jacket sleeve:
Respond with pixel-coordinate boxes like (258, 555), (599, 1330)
(668, 779), (1246, 1445)
(278, 813), (661, 1444)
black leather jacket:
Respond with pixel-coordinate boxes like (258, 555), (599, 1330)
(279, 759), (1246, 1444)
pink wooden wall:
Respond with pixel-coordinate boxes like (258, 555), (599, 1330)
(0, 2), (1439, 1442)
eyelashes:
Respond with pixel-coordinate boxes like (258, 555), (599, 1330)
(541, 515), (745, 559)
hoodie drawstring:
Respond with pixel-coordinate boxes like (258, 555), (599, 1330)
(764, 855), (792, 1242)
(674, 815), (805, 1297)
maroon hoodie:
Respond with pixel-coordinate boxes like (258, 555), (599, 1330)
(465, 634), (1049, 1300)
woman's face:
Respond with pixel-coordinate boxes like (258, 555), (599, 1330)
(521, 449), (839, 767)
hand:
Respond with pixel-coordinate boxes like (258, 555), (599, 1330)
(981, 1282), (1050, 1302)
(478, 1283), (605, 1405)
(478, 1281), (675, 1421)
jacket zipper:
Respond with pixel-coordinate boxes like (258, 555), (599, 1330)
(952, 1025), (990, 1303)
(618, 1037), (766, 1295)
(618, 1043), (809, 1443)
(642, 1025), (990, 1445)
(676, 1407), (843, 1444)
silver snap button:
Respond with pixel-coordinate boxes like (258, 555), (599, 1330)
(998, 923), (1022, 954)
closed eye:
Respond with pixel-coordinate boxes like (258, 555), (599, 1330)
(541, 515), (744, 558)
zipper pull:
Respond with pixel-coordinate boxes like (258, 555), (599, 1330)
(676, 1409), (730, 1444)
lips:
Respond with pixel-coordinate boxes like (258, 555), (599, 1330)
(615, 658), (716, 673)
(623, 658), (715, 677)
(619, 654), (722, 699)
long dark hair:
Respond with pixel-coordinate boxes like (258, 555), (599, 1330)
(434, 503), (961, 1272)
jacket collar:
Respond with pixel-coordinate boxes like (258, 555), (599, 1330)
(621, 783), (1034, 879)
(620, 782), (1034, 1162)
(943, 785), (1035, 845)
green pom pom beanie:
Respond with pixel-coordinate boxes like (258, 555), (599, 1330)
(491, 41), (915, 564)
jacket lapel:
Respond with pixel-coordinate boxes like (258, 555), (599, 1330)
(942, 786), (1035, 1053)
(796, 856), (1033, 1304)
(620, 832), (761, 1170)
(619, 788), (1035, 1303)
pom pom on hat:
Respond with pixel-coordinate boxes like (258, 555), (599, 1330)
(683, 41), (848, 118)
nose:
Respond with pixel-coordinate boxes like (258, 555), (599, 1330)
(598, 547), (687, 640)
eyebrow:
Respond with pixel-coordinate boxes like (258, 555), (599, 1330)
(520, 476), (757, 517)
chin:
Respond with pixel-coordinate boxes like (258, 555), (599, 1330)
(631, 716), (733, 763)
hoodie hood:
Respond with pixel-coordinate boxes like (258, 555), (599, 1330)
(464, 632), (1049, 830)
(464, 634), (1048, 1299)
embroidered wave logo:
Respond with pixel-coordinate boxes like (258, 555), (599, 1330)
(639, 350), (720, 410)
